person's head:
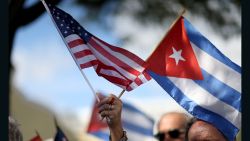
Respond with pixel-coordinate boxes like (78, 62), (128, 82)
(155, 112), (190, 141)
(186, 118), (227, 141)
(9, 116), (23, 141)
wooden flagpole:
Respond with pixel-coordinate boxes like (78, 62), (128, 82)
(145, 8), (186, 62)
(40, 0), (100, 102)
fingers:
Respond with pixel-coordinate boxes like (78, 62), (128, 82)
(100, 110), (115, 119)
(98, 104), (114, 113)
(97, 94), (122, 107)
(97, 94), (123, 125)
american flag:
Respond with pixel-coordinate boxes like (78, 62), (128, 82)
(43, 1), (151, 91)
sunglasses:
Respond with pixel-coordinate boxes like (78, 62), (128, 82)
(154, 129), (185, 141)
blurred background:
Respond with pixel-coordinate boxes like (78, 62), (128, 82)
(9, 0), (241, 140)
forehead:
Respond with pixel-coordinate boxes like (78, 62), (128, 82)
(158, 113), (187, 130)
(188, 121), (226, 141)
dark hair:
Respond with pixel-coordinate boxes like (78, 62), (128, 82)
(185, 117), (197, 141)
(9, 116), (23, 141)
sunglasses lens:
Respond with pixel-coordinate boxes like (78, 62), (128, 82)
(168, 129), (180, 138)
(154, 133), (165, 141)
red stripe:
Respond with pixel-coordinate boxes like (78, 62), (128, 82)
(126, 86), (133, 91)
(96, 63), (130, 81)
(94, 37), (146, 66)
(74, 50), (93, 58)
(143, 71), (152, 80)
(133, 77), (143, 86)
(89, 39), (141, 76)
(97, 72), (131, 87)
(68, 39), (85, 48)
(80, 60), (99, 69)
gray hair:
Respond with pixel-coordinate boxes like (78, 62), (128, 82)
(9, 116), (23, 141)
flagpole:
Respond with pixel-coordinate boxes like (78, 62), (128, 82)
(35, 130), (39, 136)
(40, 0), (100, 102)
(118, 89), (125, 98)
(145, 8), (186, 62)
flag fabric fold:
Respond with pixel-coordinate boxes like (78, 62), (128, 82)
(146, 16), (241, 141)
(87, 94), (155, 141)
(42, 1), (151, 91)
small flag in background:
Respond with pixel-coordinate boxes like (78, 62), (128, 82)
(146, 16), (241, 141)
(54, 118), (69, 141)
(42, 0), (151, 91)
(87, 94), (155, 141)
(30, 131), (42, 141)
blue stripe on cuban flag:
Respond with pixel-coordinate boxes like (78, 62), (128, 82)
(91, 131), (110, 141)
(148, 18), (241, 141)
(122, 102), (155, 141)
(122, 102), (154, 137)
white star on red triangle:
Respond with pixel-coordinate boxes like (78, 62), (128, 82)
(169, 47), (186, 65)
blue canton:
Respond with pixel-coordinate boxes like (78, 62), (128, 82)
(47, 3), (91, 43)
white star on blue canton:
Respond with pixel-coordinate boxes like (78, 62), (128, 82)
(169, 47), (186, 65)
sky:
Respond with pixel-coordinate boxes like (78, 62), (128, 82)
(11, 0), (241, 139)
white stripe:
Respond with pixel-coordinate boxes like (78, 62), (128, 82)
(126, 129), (155, 141)
(87, 43), (137, 80)
(128, 82), (139, 90)
(122, 109), (153, 129)
(77, 55), (97, 66)
(92, 38), (146, 72)
(113, 83), (127, 90)
(70, 44), (89, 53)
(138, 73), (149, 83)
(169, 77), (241, 128)
(99, 68), (127, 80)
(65, 34), (80, 43)
(191, 42), (241, 93)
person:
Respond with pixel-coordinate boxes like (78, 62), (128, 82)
(97, 94), (190, 141)
(9, 116), (23, 141)
(154, 112), (190, 141)
(185, 118), (228, 141)
(97, 94), (127, 141)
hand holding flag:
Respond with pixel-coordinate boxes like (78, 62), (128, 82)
(87, 93), (155, 141)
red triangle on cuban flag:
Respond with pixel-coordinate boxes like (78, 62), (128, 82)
(146, 16), (203, 80)
(87, 94), (108, 133)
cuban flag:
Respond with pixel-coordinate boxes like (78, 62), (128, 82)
(146, 16), (241, 141)
(87, 94), (155, 141)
